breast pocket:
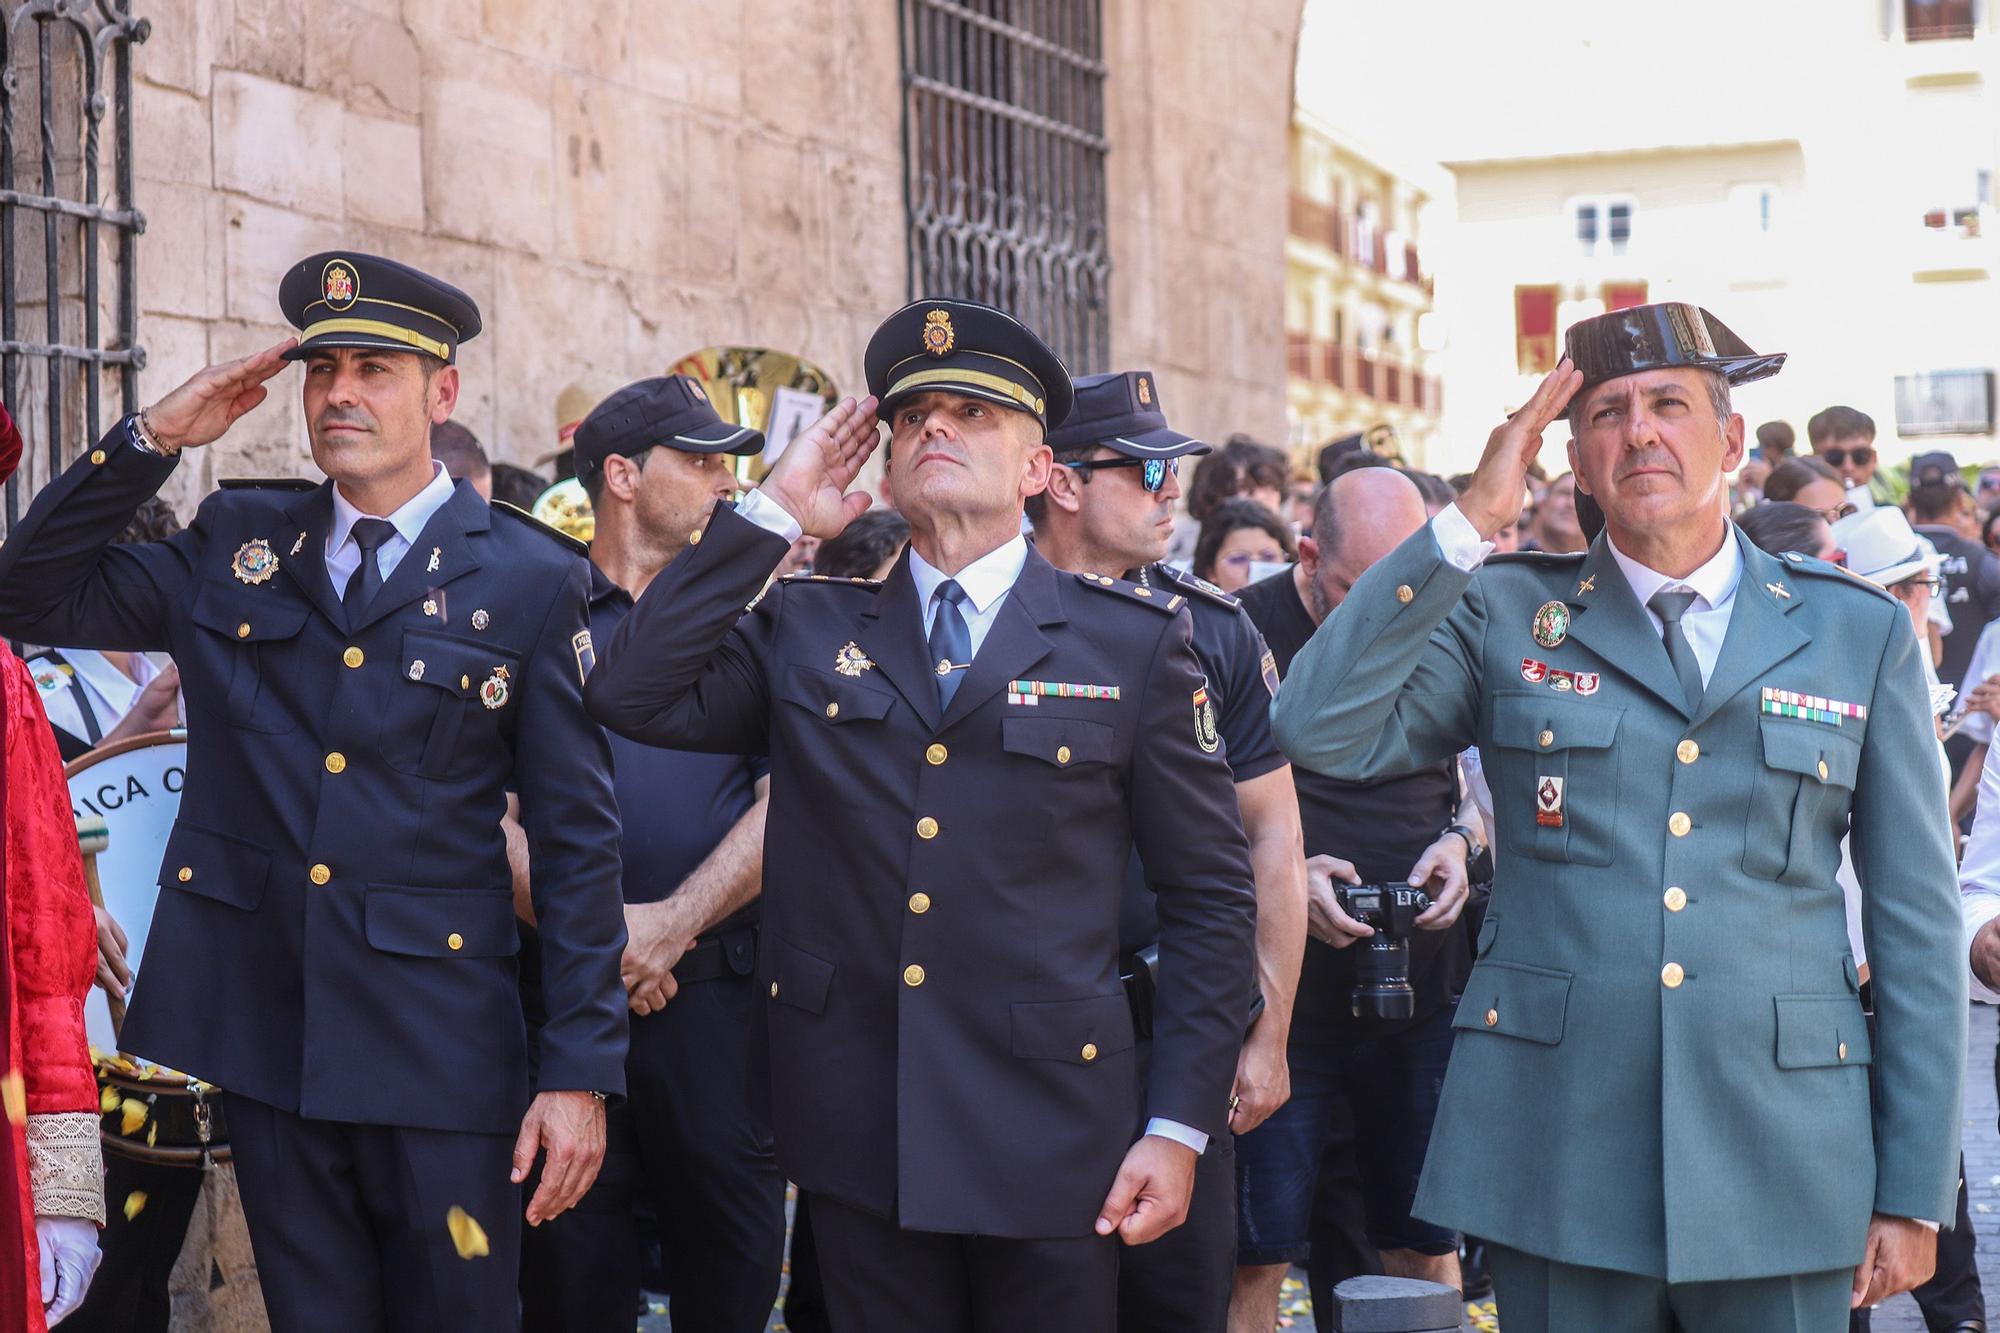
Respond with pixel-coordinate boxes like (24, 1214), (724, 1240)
(1488, 694), (1623, 866)
(189, 580), (311, 734)
(779, 664), (897, 731)
(1743, 719), (1860, 885)
(380, 629), (521, 781)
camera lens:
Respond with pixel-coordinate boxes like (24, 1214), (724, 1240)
(1350, 934), (1417, 1021)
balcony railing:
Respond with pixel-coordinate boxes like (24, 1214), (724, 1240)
(1288, 192), (1433, 294)
(1284, 334), (1440, 414)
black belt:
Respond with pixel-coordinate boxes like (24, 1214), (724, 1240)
(671, 924), (758, 985)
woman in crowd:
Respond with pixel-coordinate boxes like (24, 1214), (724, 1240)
(1192, 497), (1296, 594)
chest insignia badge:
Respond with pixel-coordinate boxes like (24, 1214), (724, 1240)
(1521, 658), (1548, 683)
(1766, 582), (1791, 600)
(1531, 600), (1569, 649)
(472, 609), (490, 631)
(423, 599), (439, 617)
(481, 667), (510, 710)
(427, 546), (442, 574)
(231, 539), (279, 585)
(1574, 672), (1600, 696)
(1576, 575), (1596, 595)
(290, 532), (306, 556)
(1193, 687), (1219, 753)
(408, 659), (426, 682)
(835, 641), (875, 677)
(1536, 776), (1565, 828)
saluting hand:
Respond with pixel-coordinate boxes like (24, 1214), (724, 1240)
(141, 339), (296, 452)
(1458, 358), (1584, 540)
(754, 395), (882, 539)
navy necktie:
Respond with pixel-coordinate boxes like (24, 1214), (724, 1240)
(342, 518), (398, 626)
(1648, 587), (1703, 712)
(927, 580), (972, 710)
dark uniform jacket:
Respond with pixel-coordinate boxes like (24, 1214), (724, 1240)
(0, 429), (628, 1133)
(585, 504), (1257, 1238)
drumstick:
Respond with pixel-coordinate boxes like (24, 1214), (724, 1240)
(74, 816), (127, 1038)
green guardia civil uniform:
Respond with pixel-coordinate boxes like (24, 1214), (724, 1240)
(1271, 521), (1966, 1313)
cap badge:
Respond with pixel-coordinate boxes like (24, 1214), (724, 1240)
(231, 539), (279, 585)
(835, 641), (875, 677)
(321, 258), (359, 312)
(1137, 376), (1152, 405)
(480, 670), (510, 711)
(922, 308), (955, 357)
(1532, 600), (1569, 649)
(687, 379), (708, 402)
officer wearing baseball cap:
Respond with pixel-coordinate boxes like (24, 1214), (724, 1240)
(573, 374), (766, 484)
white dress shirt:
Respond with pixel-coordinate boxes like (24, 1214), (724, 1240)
(1960, 741), (2000, 1004)
(27, 648), (164, 744)
(737, 488), (1211, 1154)
(1956, 620), (2000, 745)
(326, 462), (457, 597)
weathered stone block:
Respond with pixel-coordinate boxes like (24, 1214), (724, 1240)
(227, 0), (307, 86)
(305, 6), (423, 118)
(552, 74), (683, 275)
(134, 83), (212, 193)
(213, 71), (345, 217)
(138, 182), (223, 320)
(417, 34), (554, 254)
(342, 112), (425, 231)
(220, 197), (342, 324)
(736, 134), (824, 299)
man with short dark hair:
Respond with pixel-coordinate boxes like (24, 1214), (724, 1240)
(1908, 449), (2000, 705)
(1809, 404), (1895, 504)
(1756, 419), (1796, 463)
(430, 419), (493, 500)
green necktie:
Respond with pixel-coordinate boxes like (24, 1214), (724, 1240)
(1648, 587), (1703, 712)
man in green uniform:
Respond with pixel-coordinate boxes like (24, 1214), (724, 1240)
(1273, 302), (1965, 1330)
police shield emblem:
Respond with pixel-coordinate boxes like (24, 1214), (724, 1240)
(231, 539), (279, 585)
(321, 258), (359, 312)
(1532, 600), (1569, 649)
(923, 308), (955, 357)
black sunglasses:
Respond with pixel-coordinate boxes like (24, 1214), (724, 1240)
(1063, 456), (1180, 492)
(1822, 446), (1874, 467)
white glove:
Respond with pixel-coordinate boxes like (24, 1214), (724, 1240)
(34, 1216), (101, 1325)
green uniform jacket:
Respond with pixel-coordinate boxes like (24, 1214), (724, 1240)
(1272, 522), (1966, 1283)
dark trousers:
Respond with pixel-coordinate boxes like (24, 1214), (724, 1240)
(227, 1094), (521, 1333)
(63, 1152), (206, 1333)
(1117, 1132), (1236, 1331)
(810, 1192), (1119, 1333)
(520, 970), (786, 1333)
(784, 1189), (833, 1333)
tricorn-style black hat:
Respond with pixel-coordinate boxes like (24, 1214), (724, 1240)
(1045, 370), (1209, 458)
(278, 251), (481, 365)
(865, 298), (1073, 429)
(573, 375), (764, 481)
(1564, 302), (1785, 393)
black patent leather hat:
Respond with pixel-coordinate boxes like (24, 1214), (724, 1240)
(1564, 302), (1785, 392)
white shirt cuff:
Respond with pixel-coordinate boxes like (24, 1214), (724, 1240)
(735, 488), (803, 544)
(1965, 891), (2000, 1005)
(1431, 503), (1496, 573)
(1915, 1218), (1941, 1231)
(1144, 1117), (1209, 1154)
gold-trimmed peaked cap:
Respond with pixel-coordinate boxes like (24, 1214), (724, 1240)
(865, 297), (1073, 429)
(278, 251), (482, 365)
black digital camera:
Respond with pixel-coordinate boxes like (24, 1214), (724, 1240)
(1334, 883), (1434, 1021)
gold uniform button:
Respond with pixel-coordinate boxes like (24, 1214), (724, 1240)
(1817, 760), (1829, 781)
(90, 449), (106, 465)
(1661, 962), (1685, 989)
(1677, 739), (1699, 765)
(343, 646), (364, 669)
(1664, 887), (1688, 912)
(236, 622), (251, 639)
(1056, 745), (1072, 765)
(1396, 584), (1415, 604)
(177, 867), (193, 883)
(446, 933), (463, 951)
(309, 863), (331, 886)
(1133, 587), (1152, 598)
(1081, 1043), (1099, 1062)
(908, 892), (931, 914)
(825, 702), (840, 719)
(770, 981), (779, 998)
(1838, 1041), (1848, 1061)
(690, 528), (703, 546)
(903, 964), (926, 987)
(916, 816), (939, 840)
(1484, 1008), (1499, 1027)
(926, 743), (948, 765)
(1669, 811), (1691, 838)
(1537, 729), (1554, 748)
(324, 752), (347, 774)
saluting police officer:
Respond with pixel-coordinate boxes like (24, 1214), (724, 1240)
(1025, 370), (1306, 1330)
(518, 375), (785, 1333)
(585, 299), (1259, 1332)
(1274, 304), (1966, 1330)
(0, 252), (628, 1332)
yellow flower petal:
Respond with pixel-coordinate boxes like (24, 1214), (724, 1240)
(100, 1084), (121, 1115)
(146, 1121), (159, 1148)
(0, 1070), (23, 1127)
(445, 1205), (489, 1259)
(119, 1097), (149, 1137)
(124, 1190), (147, 1221)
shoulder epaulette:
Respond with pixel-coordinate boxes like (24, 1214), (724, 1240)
(1778, 550), (1898, 602)
(218, 477), (318, 492)
(779, 573), (883, 590)
(1073, 570), (1180, 614)
(1148, 563), (1240, 610)
(491, 500), (589, 556)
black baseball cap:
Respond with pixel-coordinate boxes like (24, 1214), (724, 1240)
(1045, 371), (1209, 458)
(572, 375), (765, 481)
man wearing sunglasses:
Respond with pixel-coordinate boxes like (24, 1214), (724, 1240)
(1026, 370), (1307, 1331)
(1809, 404), (1898, 507)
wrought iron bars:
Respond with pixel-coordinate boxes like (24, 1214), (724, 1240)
(0, 0), (149, 529)
(899, 0), (1110, 376)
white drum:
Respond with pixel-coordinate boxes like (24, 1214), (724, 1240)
(66, 729), (186, 1055)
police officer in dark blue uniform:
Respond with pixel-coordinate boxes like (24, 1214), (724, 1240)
(517, 375), (785, 1332)
(584, 299), (1259, 1332)
(1027, 370), (1306, 1331)
(0, 252), (627, 1332)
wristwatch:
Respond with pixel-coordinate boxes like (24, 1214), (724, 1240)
(1444, 823), (1485, 863)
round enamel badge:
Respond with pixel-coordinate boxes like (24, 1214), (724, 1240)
(321, 258), (359, 312)
(480, 672), (510, 710)
(1531, 600), (1569, 649)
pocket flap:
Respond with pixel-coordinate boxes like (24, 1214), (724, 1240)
(1011, 993), (1134, 1064)
(364, 885), (518, 958)
(190, 580), (311, 643)
(1453, 961), (1573, 1045)
(1474, 916), (1499, 959)
(779, 665), (896, 725)
(1773, 994), (1872, 1068)
(1759, 719), (1860, 790)
(157, 821), (271, 911)
(768, 939), (835, 1014)
(1489, 695), (1623, 753)
(399, 629), (520, 698)
(1001, 716), (1116, 768)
